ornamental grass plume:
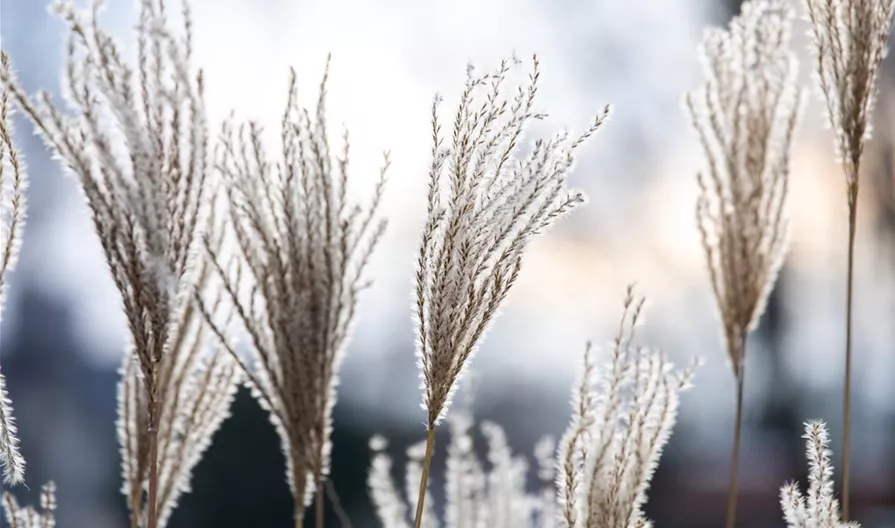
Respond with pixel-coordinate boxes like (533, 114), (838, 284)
(779, 421), (860, 528)
(0, 1), (233, 527)
(803, 0), (895, 518)
(411, 53), (609, 528)
(555, 286), (697, 528)
(1, 481), (56, 528)
(197, 58), (388, 528)
(368, 401), (556, 528)
(0, 51), (27, 486)
(684, 1), (801, 525)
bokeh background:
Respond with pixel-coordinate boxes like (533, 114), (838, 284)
(1, 0), (894, 526)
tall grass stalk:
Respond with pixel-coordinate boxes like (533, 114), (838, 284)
(685, 2), (801, 525)
(0, 2), (237, 526)
(803, 0), (895, 518)
(409, 54), (607, 528)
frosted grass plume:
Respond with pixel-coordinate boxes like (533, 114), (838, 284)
(0, 50), (28, 486)
(0, 2), (233, 526)
(197, 57), (388, 527)
(779, 421), (861, 528)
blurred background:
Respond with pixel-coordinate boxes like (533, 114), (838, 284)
(0, 0), (894, 526)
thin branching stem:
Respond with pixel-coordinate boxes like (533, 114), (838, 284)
(803, 0), (895, 517)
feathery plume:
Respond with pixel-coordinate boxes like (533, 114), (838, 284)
(0, 50), (27, 486)
(556, 286), (697, 528)
(368, 408), (543, 528)
(686, 0), (799, 377)
(806, 0), (895, 187)
(411, 53), (608, 527)
(779, 421), (861, 528)
(685, 2), (800, 525)
(117, 197), (241, 528)
(803, 0), (895, 518)
(1, 481), (56, 528)
(416, 54), (608, 429)
(197, 58), (388, 528)
(0, 2), (232, 526)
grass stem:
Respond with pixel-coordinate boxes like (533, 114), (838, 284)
(146, 403), (160, 528)
(413, 429), (436, 528)
(726, 359), (746, 528)
(842, 187), (858, 521)
(316, 477), (325, 528)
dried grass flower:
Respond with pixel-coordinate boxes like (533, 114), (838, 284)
(806, 0), (895, 188)
(0, 1), (234, 526)
(556, 286), (697, 528)
(198, 58), (388, 528)
(0, 50), (28, 486)
(410, 53), (609, 527)
(686, 0), (800, 377)
(1, 481), (56, 528)
(415, 55), (608, 430)
(368, 406), (554, 528)
(685, 1), (801, 525)
(803, 0), (895, 517)
(779, 421), (860, 528)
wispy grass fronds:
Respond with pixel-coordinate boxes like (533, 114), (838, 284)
(686, 0), (799, 377)
(412, 54), (608, 527)
(779, 421), (860, 528)
(556, 286), (697, 528)
(806, 0), (895, 187)
(117, 201), (241, 528)
(1, 481), (56, 528)
(0, 50), (27, 486)
(685, 2), (800, 525)
(198, 59), (388, 528)
(804, 0), (895, 518)
(416, 55), (608, 430)
(368, 409), (550, 528)
(0, 1), (221, 526)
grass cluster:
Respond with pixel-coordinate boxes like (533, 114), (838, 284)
(0, 0), (893, 527)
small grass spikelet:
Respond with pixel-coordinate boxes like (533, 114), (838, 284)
(1, 481), (56, 528)
(779, 421), (861, 528)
